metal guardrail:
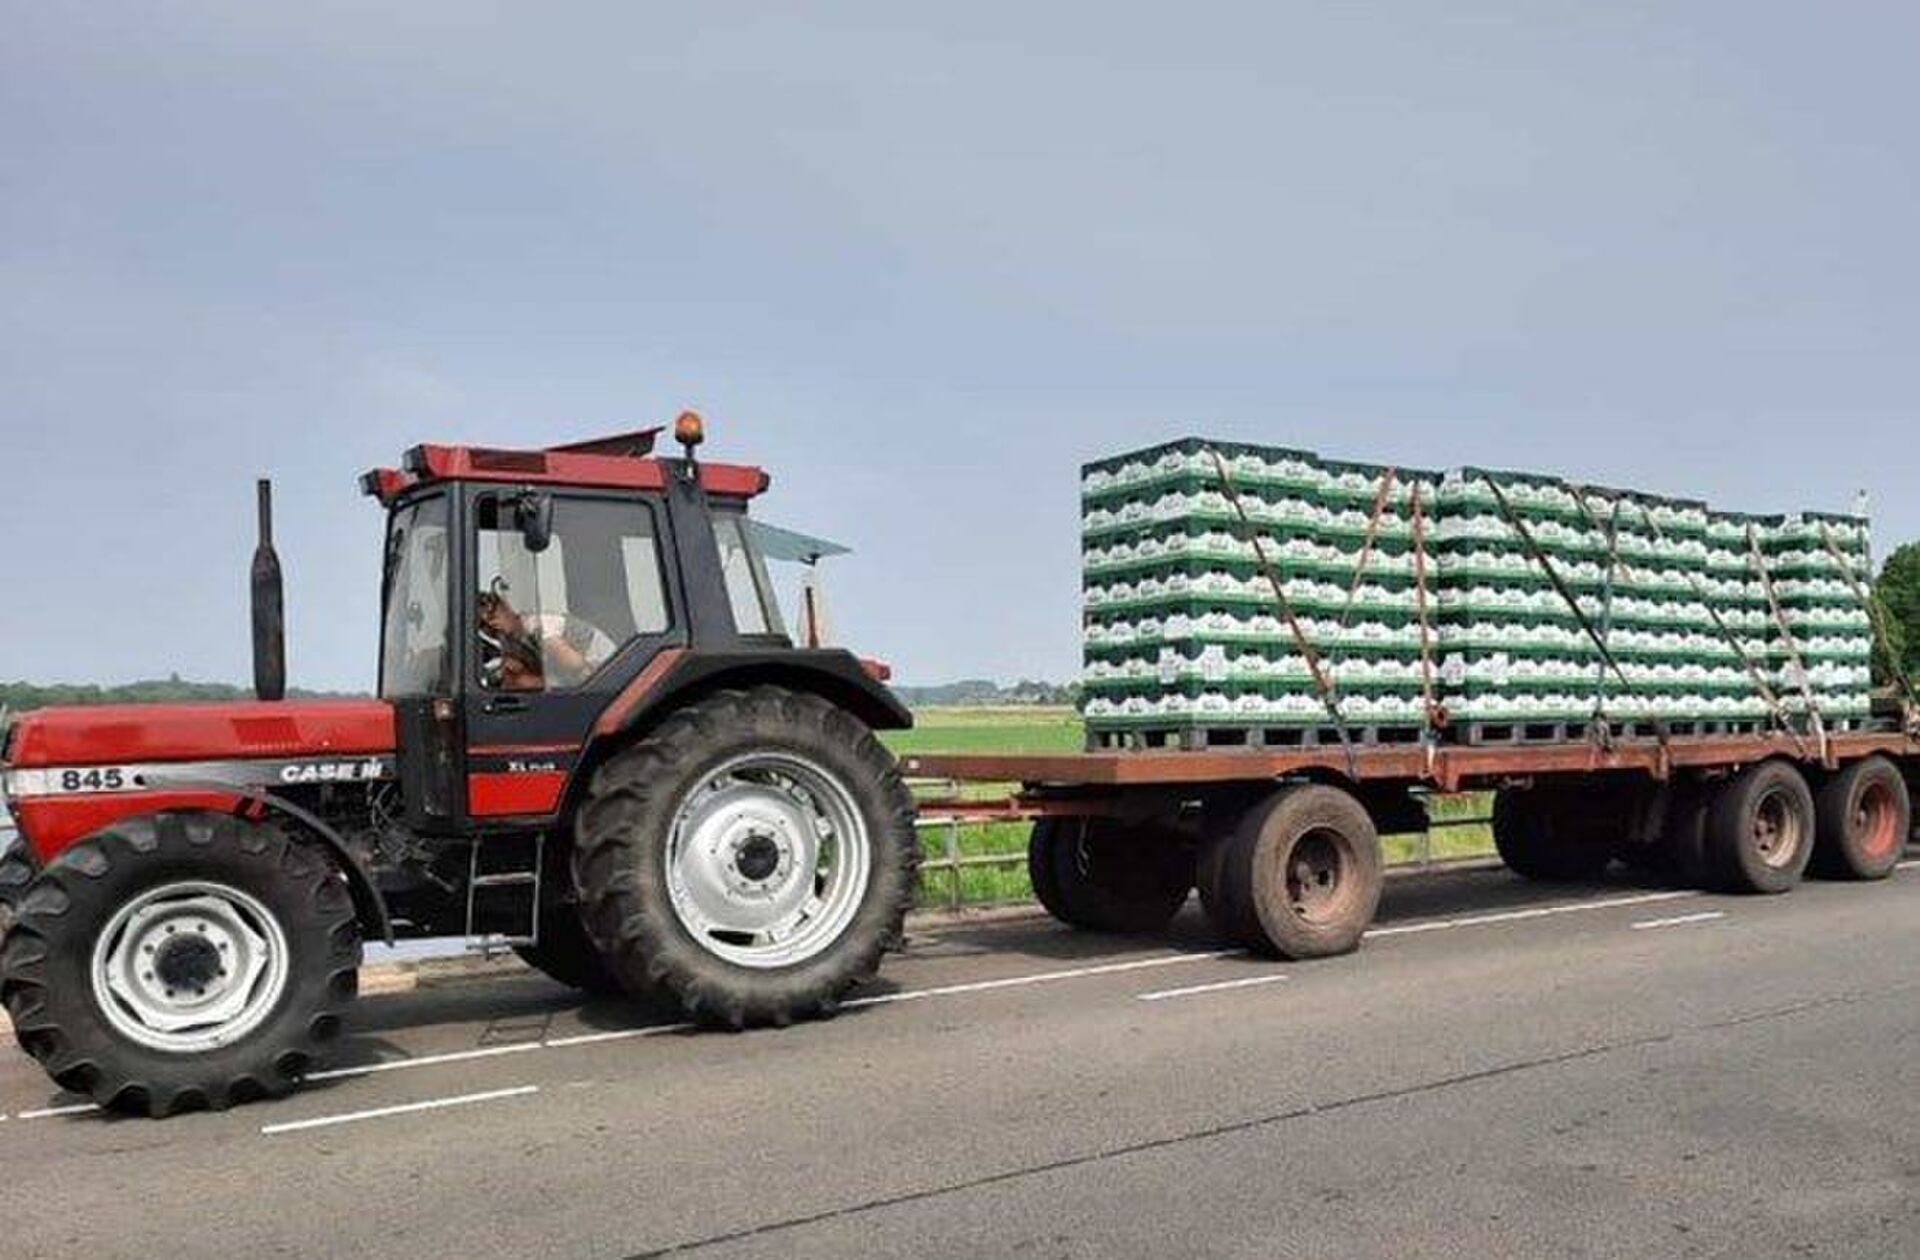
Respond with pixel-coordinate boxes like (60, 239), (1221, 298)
(909, 779), (1494, 912)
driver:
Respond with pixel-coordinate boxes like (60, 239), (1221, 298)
(478, 590), (618, 690)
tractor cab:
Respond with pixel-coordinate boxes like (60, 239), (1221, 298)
(359, 414), (901, 835)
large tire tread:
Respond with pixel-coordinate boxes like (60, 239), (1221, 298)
(0, 812), (360, 1118)
(572, 687), (918, 1031)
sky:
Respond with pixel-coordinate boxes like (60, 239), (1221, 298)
(2, 2), (1916, 691)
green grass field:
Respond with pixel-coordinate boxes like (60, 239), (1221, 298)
(888, 708), (1495, 909)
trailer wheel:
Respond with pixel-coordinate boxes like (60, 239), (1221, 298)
(1196, 826), (1264, 948)
(1026, 819), (1073, 924)
(1227, 785), (1383, 959)
(1663, 782), (1713, 890)
(1031, 818), (1191, 933)
(1705, 761), (1815, 894)
(1809, 757), (1910, 882)
(1491, 790), (1613, 882)
(572, 687), (918, 1029)
(0, 812), (361, 1118)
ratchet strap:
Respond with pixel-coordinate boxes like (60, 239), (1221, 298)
(1410, 483), (1445, 777)
(1747, 525), (1831, 762)
(1481, 477), (1637, 703)
(1817, 523), (1920, 724)
(1630, 506), (1808, 756)
(1585, 495), (1625, 732)
(1334, 467), (1399, 633)
(1205, 447), (1357, 773)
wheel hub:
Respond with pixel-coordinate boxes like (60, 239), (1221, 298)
(666, 753), (874, 970)
(90, 884), (289, 1053)
(1751, 790), (1803, 870)
(152, 934), (225, 994)
(734, 834), (783, 883)
(1286, 832), (1345, 921)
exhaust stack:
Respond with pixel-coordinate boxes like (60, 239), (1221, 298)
(251, 478), (286, 702)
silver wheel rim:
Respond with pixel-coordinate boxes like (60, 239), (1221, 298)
(666, 752), (873, 970)
(89, 881), (290, 1054)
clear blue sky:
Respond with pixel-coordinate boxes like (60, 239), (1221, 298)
(3, 3), (1915, 691)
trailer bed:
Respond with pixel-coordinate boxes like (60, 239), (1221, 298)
(903, 729), (1920, 795)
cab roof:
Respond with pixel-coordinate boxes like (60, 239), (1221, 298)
(359, 423), (770, 505)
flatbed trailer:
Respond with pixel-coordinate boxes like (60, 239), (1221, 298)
(901, 727), (1920, 958)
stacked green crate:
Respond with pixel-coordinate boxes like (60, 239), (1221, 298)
(1700, 510), (1785, 726)
(1586, 490), (1750, 726)
(1766, 512), (1874, 727)
(1080, 438), (1439, 739)
(1082, 438), (1877, 744)
(1432, 467), (1608, 728)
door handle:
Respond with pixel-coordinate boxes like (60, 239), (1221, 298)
(484, 694), (531, 715)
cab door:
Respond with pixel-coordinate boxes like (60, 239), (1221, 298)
(461, 487), (683, 825)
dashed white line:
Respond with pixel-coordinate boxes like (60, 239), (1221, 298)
(260, 1085), (539, 1136)
(543, 1023), (694, 1049)
(1137, 973), (1289, 1002)
(15, 1103), (99, 1120)
(841, 949), (1245, 1009)
(1632, 911), (1727, 931)
(1365, 890), (1697, 939)
(305, 1040), (545, 1082)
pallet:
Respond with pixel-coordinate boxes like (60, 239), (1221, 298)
(1088, 723), (1429, 752)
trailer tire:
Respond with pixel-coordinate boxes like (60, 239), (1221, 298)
(0, 812), (361, 1118)
(1705, 761), (1815, 894)
(1026, 820), (1074, 925)
(1663, 782), (1713, 890)
(1034, 819), (1191, 934)
(1809, 757), (1910, 882)
(1196, 828), (1263, 948)
(1492, 790), (1613, 882)
(1230, 785), (1383, 960)
(572, 687), (918, 1030)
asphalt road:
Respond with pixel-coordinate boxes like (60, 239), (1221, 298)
(4, 859), (1919, 1260)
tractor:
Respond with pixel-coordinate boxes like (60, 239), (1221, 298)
(0, 414), (921, 1116)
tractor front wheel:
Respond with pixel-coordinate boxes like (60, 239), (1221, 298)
(0, 812), (361, 1117)
(572, 687), (919, 1029)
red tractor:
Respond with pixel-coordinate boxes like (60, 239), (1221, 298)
(0, 415), (921, 1116)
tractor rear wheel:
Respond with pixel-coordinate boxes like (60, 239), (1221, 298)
(1029, 818), (1191, 934)
(0, 812), (360, 1117)
(1809, 756), (1910, 882)
(572, 687), (918, 1029)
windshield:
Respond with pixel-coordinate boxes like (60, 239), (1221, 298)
(379, 495), (452, 698)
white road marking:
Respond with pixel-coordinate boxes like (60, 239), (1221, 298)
(1899, 859), (1920, 870)
(1632, 911), (1727, 931)
(1366, 890), (1696, 939)
(15, 1103), (100, 1120)
(305, 1040), (545, 1082)
(1137, 973), (1290, 1002)
(543, 1023), (695, 1049)
(842, 949), (1246, 1009)
(260, 1085), (539, 1136)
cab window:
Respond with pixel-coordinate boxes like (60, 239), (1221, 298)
(476, 496), (671, 692)
(713, 512), (786, 638)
